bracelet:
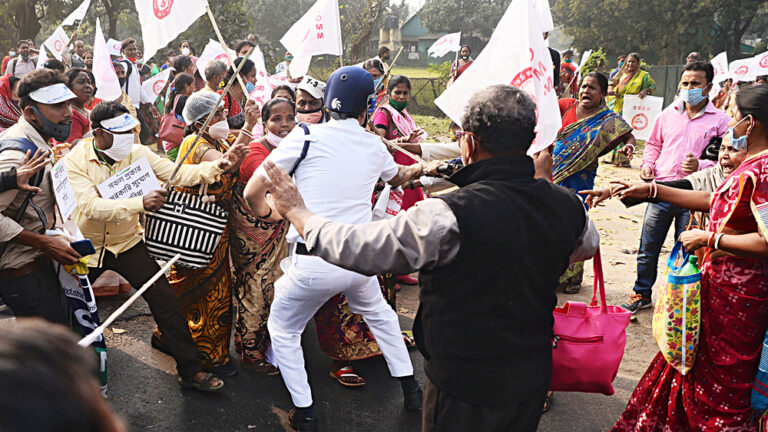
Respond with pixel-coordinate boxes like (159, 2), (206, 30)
(707, 232), (715, 249)
(714, 233), (725, 250)
(239, 129), (253, 139)
(651, 181), (658, 199)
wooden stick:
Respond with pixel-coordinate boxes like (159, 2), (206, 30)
(381, 137), (429, 167)
(166, 45), (254, 186)
(205, 6), (250, 96)
(339, 55), (344, 67)
(375, 46), (404, 93)
(78, 254), (181, 347)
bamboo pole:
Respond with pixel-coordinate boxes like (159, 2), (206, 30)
(205, 5), (251, 96)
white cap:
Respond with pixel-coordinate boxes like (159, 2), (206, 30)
(29, 83), (76, 104)
(297, 76), (326, 100)
(101, 113), (139, 133)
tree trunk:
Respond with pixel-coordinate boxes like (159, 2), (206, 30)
(12, 1), (42, 42)
(102, 0), (122, 40)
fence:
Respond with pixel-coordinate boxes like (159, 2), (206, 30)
(648, 65), (684, 106)
(407, 77), (447, 117)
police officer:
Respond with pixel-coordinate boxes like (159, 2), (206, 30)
(244, 66), (424, 431)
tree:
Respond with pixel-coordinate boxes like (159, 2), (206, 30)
(342, 0), (388, 62)
(0, 0), (74, 44)
(100, 0), (136, 40)
(420, 0), (511, 41)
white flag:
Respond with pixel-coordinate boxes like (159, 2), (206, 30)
(36, 46), (49, 69)
(134, 0), (207, 61)
(92, 18), (122, 101)
(755, 51), (768, 76)
(709, 52), (729, 98)
(434, 0), (559, 155)
(44, 26), (70, 61)
(288, 55), (312, 79)
(106, 38), (123, 57)
(196, 39), (236, 81)
(61, 0), (92, 26)
(280, 0), (342, 57)
(141, 69), (172, 103)
(428, 32), (461, 58)
(532, 0), (554, 33)
(622, 95), (664, 141)
(730, 57), (757, 83)
(249, 45), (269, 80)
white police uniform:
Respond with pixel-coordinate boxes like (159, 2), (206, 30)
(255, 118), (414, 408)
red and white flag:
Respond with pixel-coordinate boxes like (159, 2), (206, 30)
(134, 0), (207, 61)
(141, 69), (172, 103)
(106, 38), (123, 57)
(280, 0), (342, 58)
(755, 51), (768, 77)
(709, 52), (728, 98)
(247, 45), (272, 108)
(61, 0), (92, 26)
(92, 18), (122, 101)
(44, 26), (70, 61)
(730, 57), (757, 83)
(434, 0), (559, 154)
(532, 0), (554, 33)
(36, 46), (49, 69)
(428, 32), (461, 58)
(196, 39), (236, 81)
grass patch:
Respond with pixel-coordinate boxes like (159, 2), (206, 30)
(391, 66), (439, 79)
(412, 114), (452, 140)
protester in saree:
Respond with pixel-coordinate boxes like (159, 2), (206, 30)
(610, 85), (768, 432)
(372, 75), (424, 286)
(363, 59), (387, 117)
(63, 68), (93, 144)
(449, 45), (473, 83)
(231, 98), (294, 375)
(217, 58), (256, 132)
(0, 74), (21, 134)
(606, 52), (655, 166)
(153, 91), (253, 377)
(552, 72), (636, 294)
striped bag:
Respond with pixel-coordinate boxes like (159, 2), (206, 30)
(144, 188), (228, 268)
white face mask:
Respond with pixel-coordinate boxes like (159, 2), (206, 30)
(181, 47), (190, 56)
(208, 120), (230, 140)
(265, 130), (284, 147)
(101, 131), (134, 161)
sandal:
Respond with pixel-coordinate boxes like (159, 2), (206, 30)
(402, 331), (416, 348)
(542, 391), (553, 413)
(329, 365), (366, 387)
(179, 372), (224, 392)
(243, 360), (280, 376)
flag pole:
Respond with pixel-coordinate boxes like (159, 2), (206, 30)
(205, 5), (250, 96)
(339, 55), (344, 67)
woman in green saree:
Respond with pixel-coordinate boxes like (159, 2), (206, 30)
(552, 72), (637, 294)
(606, 52), (655, 166)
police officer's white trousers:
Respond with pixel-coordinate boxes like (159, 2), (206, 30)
(267, 254), (414, 408)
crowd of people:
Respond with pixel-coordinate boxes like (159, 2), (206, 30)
(0, 25), (768, 432)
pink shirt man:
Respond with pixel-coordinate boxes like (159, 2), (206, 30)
(642, 100), (730, 182)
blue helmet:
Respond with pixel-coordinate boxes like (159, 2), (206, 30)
(324, 66), (375, 115)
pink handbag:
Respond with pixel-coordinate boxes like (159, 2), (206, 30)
(158, 96), (186, 147)
(550, 248), (631, 395)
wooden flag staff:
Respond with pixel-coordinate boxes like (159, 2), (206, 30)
(205, 5), (251, 97)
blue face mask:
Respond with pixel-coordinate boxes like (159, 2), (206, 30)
(679, 87), (707, 106)
(373, 77), (383, 90)
(728, 116), (752, 151)
(245, 81), (256, 95)
(564, 58), (573, 64)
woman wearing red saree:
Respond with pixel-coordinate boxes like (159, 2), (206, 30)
(0, 75), (21, 133)
(610, 85), (768, 431)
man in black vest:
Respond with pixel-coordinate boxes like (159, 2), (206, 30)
(258, 84), (599, 431)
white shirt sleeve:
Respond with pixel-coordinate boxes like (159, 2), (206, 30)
(378, 143), (398, 182)
(254, 128), (306, 180)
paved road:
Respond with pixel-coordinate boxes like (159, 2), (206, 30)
(88, 294), (638, 432)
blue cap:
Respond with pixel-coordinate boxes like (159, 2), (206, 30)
(324, 66), (375, 115)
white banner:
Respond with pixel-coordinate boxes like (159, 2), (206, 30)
(52, 159), (77, 220)
(36, 46), (49, 70)
(532, 0), (554, 33)
(134, 0), (207, 61)
(755, 51), (768, 77)
(280, 0), (342, 57)
(428, 32), (461, 58)
(97, 157), (161, 200)
(288, 55), (312, 79)
(44, 26), (70, 61)
(61, 0), (92, 26)
(196, 39), (235, 81)
(268, 71), (292, 89)
(434, 0), (559, 155)
(730, 57), (757, 83)
(709, 51), (729, 98)
(93, 18), (123, 101)
(141, 68), (172, 103)
(106, 38), (122, 57)
(622, 95), (664, 141)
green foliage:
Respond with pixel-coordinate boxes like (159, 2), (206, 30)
(425, 61), (451, 81)
(420, 0), (511, 41)
(580, 49), (606, 75)
(411, 114), (452, 139)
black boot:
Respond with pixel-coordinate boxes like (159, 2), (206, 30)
(289, 406), (318, 431)
(399, 375), (423, 411)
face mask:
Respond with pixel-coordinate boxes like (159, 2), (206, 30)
(30, 106), (71, 141)
(564, 58), (573, 64)
(619, 61), (625, 67)
(296, 109), (323, 124)
(245, 81), (256, 94)
(100, 130), (134, 161)
(389, 98), (408, 112)
(285, 56), (293, 62)
(9, 51), (15, 57)
(728, 116), (752, 151)
(373, 77), (383, 90)
(265, 130), (284, 147)
(207, 119), (230, 140)
(181, 47), (190, 56)
(118, 77), (126, 87)
(679, 87), (707, 106)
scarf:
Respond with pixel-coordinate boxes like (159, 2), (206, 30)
(0, 75), (21, 131)
(379, 104), (421, 143)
